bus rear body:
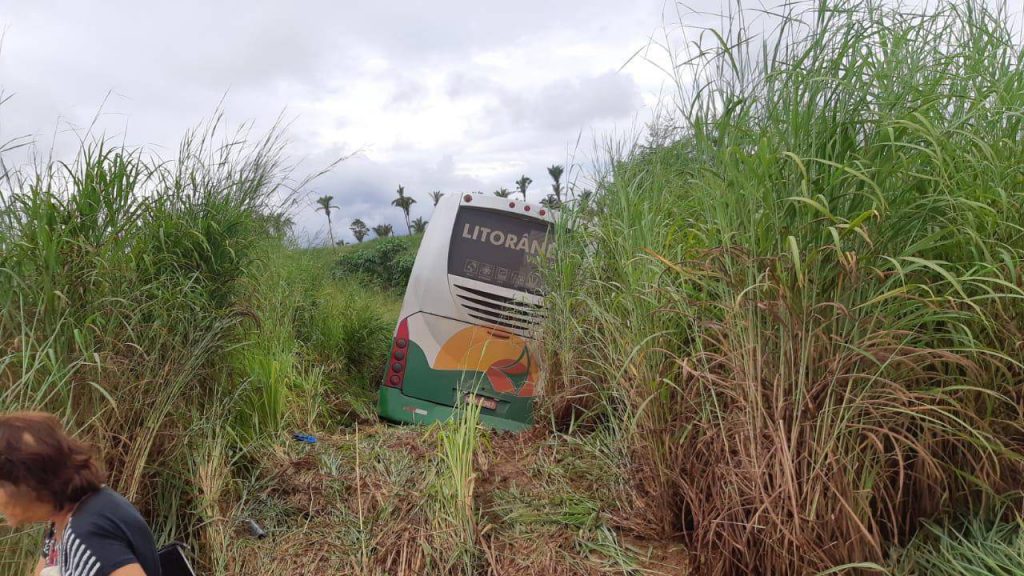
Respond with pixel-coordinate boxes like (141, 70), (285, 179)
(377, 193), (554, 432)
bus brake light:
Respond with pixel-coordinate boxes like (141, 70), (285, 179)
(384, 318), (411, 389)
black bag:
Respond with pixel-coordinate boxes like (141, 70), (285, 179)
(157, 542), (197, 576)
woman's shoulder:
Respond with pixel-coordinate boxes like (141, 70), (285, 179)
(61, 488), (160, 576)
(74, 487), (147, 529)
(81, 486), (133, 508)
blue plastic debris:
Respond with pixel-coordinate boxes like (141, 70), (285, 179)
(291, 432), (317, 444)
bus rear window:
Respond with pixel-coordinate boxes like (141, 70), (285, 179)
(447, 206), (553, 294)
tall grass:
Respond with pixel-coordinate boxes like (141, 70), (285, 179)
(0, 116), (303, 574)
(546, 0), (1024, 573)
(432, 398), (484, 575)
(233, 244), (398, 438)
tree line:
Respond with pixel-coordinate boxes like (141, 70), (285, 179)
(314, 164), (569, 246)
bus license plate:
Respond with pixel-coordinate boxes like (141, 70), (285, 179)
(464, 394), (497, 410)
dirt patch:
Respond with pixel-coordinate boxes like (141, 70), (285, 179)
(476, 430), (541, 496)
(481, 529), (590, 576)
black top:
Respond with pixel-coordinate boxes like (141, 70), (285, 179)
(41, 487), (161, 576)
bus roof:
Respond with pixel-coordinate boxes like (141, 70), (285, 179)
(453, 193), (557, 223)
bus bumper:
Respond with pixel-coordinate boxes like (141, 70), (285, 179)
(377, 386), (531, 433)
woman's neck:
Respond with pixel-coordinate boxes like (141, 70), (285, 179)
(51, 489), (98, 534)
(50, 505), (75, 535)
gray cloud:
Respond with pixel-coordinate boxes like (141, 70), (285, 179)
(0, 0), (700, 242)
(487, 71), (643, 132)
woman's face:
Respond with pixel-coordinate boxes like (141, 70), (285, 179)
(0, 482), (54, 527)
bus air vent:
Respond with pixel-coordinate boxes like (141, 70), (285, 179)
(453, 284), (545, 334)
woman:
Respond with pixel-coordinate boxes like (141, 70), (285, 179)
(0, 412), (160, 576)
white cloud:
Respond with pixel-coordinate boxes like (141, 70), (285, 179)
(0, 0), (722, 243)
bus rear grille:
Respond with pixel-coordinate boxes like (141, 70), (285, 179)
(453, 284), (545, 334)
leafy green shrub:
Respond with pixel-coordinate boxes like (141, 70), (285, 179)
(334, 235), (421, 291)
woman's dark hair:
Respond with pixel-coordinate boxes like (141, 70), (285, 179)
(0, 411), (106, 509)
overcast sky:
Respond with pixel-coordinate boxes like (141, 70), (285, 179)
(7, 1), (1012, 243)
(0, 0), (704, 243)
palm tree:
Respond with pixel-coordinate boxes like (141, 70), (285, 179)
(515, 175), (532, 201)
(411, 217), (428, 234)
(315, 195), (339, 246)
(391, 185), (417, 234)
(350, 218), (369, 243)
(429, 190), (444, 206)
(261, 212), (294, 238)
(547, 164), (564, 205)
(494, 188), (512, 198)
(372, 224), (393, 238)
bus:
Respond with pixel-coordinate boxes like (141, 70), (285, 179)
(377, 192), (555, 432)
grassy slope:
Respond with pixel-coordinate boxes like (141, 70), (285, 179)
(219, 240), (684, 576)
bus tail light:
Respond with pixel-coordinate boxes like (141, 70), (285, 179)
(384, 318), (410, 389)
